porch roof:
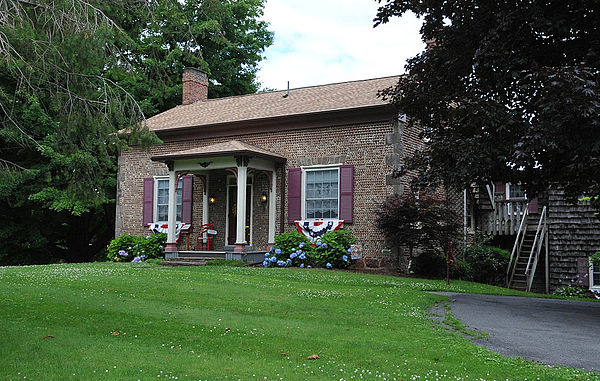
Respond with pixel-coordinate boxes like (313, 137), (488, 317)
(150, 140), (287, 163)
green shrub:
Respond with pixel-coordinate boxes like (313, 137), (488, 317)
(312, 230), (358, 269)
(553, 285), (590, 298)
(264, 231), (311, 267)
(107, 233), (167, 262)
(412, 250), (471, 279)
(263, 229), (357, 269)
(463, 245), (509, 286)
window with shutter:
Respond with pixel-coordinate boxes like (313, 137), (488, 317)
(288, 164), (353, 223)
(153, 177), (183, 223)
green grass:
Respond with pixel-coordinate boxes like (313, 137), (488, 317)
(0, 263), (597, 380)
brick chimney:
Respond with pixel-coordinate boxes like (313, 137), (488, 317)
(182, 67), (208, 105)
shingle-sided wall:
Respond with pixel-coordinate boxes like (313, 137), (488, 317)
(116, 121), (401, 268)
(547, 188), (600, 290)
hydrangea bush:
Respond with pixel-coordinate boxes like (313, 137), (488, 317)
(263, 229), (357, 269)
(107, 233), (167, 262)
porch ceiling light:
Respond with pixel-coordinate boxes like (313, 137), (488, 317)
(260, 193), (268, 203)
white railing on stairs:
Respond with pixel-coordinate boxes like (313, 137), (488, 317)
(506, 206), (529, 287)
(488, 200), (528, 235)
(525, 206), (547, 292)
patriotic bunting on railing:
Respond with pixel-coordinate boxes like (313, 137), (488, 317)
(148, 223), (190, 241)
(294, 220), (343, 242)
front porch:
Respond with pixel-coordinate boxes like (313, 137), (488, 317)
(151, 140), (286, 257)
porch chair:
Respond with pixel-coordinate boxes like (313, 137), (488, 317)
(196, 223), (217, 251)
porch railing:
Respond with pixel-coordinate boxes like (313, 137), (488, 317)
(506, 206), (529, 287)
(525, 206), (547, 293)
(487, 200), (528, 235)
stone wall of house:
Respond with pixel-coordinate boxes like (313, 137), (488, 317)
(547, 188), (600, 290)
(116, 120), (406, 268)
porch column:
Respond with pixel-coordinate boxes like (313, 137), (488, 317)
(235, 156), (249, 252)
(165, 169), (178, 253)
(267, 169), (277, 247)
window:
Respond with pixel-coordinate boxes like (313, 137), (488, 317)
(304, 168), (339, 219)
(155, 177), (182, 222)
(590, 262), (600, 290)
(507, 183), (526, 199)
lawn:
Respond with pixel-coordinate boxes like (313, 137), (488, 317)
(0, 263), (597, 380)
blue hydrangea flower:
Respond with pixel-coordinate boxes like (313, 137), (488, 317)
(263, 260), (269, 267)
(265, 252), (270, 258)
(118, 250), (127, 256)
(275, 248), (281, 255)
(300, 263), (305, 268)
(286, 258), (292, 264)
(290, 253), (297, 259)
(141, 255), (146, 258)
(326, 263), (332, 269)
(277, 260), (286, 267)
(299, 242), (305, 248)
(132, 256), (143, 263)
(316, 241), (322, 246)
(270, 256), (277, 263)
(342, 255), (348, 262)
(270, 247), (275, 252)
(322, 243), (328, 249)
(347, 247), (352, 253)
(307, 265), (312, 268)
(299, 253), (306, 260)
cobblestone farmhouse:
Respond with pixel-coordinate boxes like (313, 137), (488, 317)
(115, 68), (419, 269)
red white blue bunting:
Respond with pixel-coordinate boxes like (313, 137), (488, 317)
(148, 223), (190, 241)
(294, 220), (343, 242)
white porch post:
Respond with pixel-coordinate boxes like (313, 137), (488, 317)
(165, 169), (178, 253)
(268, 169), (277, 247)
(235, 156), (248, 252)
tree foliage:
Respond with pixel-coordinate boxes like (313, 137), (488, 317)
(376, 193), (460, 261)
(375, 0), (600, 204)
(0, 0), (272, 264)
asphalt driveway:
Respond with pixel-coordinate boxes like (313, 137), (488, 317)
(432, 292), (600, 372)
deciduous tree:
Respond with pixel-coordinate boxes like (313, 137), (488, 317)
(375, 0), (599, 205)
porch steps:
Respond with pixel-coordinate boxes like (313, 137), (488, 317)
(162, 251), (227, 266)
(508, 215), (545, 292)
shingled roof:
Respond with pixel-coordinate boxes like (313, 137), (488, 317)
(146, 75), (399, 132)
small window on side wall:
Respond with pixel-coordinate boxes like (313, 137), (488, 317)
(155, 177), (182, 223)
(590, 261), (600, 290)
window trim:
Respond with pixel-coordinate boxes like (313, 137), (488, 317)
(506, 183), (527, 200)
(590, 259), (600, 290)
(153, 176), (182, 223)
(300, 164), (341, 220)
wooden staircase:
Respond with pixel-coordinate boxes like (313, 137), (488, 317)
(509, 216), (540, 291)
(506, 207), (549, 293)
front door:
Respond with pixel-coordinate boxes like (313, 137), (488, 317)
(227, 185), (252, 245)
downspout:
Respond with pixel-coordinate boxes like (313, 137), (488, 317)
(463, 189), (468, 248)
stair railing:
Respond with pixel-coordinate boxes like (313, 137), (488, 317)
(506, 206), (529, 287)
(525, 206), (547, 292)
